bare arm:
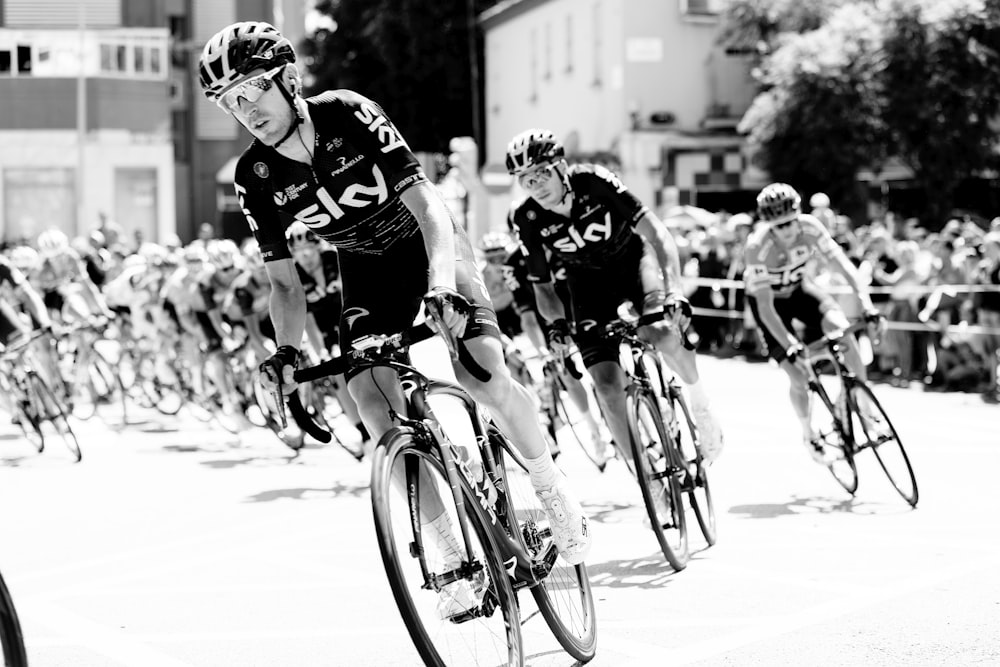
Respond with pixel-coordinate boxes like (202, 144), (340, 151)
(264, 258), (308, 349)
(829, 248), (875, 312)
(532, 282), (568, 324)
(400, 181), (457, 291)
(634, 210), (682, 293)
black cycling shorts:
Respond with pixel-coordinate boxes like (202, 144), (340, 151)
(748, 285), (839, 362)
(568, 239), (665, 368)
(335, 234), (500, 380)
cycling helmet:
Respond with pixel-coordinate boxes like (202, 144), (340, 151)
(199, 22), (295, 100)
(122, 253), (146, 270)
(9, 245), (39, 273)
(182, 244), (210, 265)
(480, 231), (513, 253)
(37, 228), (70, 255)
(505, 129), (565, 175)
(757, 183), (802, 225)
(137, 242), (169, 266)
(285, 221), (319, 248)
(241, 238), (266, 270)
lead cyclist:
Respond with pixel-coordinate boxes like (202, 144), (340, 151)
(743, 183), (883, 464)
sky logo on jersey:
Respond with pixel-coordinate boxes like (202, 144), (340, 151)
(353, 102), (408, 153)
(293, 164), (388, 229)
(551, 214), (612, 252)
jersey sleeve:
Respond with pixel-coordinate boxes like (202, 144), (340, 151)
(508, 205), (551, 282)
(742, 240), (772, 297)
(799, 214), (839, 259)
(586, 165), (648, 225)
(327, 90), (427, 195)
(234, 153), (292, 263)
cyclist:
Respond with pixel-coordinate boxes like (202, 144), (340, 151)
(505, 128), (724, 466)
(34, 228), (113, 325)
(498, 229), (612, 468)
(198, 23), (591, 577)
(283, 221), (369, 448)
(744, 183), (882, 463)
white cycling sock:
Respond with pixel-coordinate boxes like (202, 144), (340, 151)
(687, 379), (710, 410)
(424, 511), (463, 569)
(524, 451), (559, 492)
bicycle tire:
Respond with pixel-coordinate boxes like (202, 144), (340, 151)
(626, 387), (689, 571)
(28, 371), (81, 462)
(11, 388), (44, 454)
(808, 361), (859, 495)
(371, 427), (523, 667)
(0, 570), (28, 667)
(91, 350), (127, 427)
(488, 426), (597, 662)
(670, 392), (717, 546)
(551, 381), (606, 473)
(848, 382), (918, 506)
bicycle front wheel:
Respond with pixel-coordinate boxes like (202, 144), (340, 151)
(0, 571), (27, 667)
(627, 388), (689, 571)
(552, 381), (607, 472)
(489, 427), (597, 662)
(371, 427), (523, 667)
(848, 382), (918, 506)
(808, 363), (859, 496)
(28, 372), (81, 462)
(670, 392), (717, 546)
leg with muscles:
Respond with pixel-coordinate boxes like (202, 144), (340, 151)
(456, 335), (591, 565)
(780, 357), (827, 463)
(587, 360), (633, 467)
(643, 321), (724, 464)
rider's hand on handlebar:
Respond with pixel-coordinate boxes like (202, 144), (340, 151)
(863, 307), (886, 344)
(784, 342), (810, 373)
(259, 345), (300, 396)
(423, 286), (469, 339)
(546, 319), (573, 358)
(664, 292), (692, 329)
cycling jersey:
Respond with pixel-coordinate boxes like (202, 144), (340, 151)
(742, 214), (838, 299)
(510, 164), (647, 281)
(0, 258), (29, 345)
(743, 214), (841, 360)
(233, 89), (498, 356)
(235, 90), (428, 260)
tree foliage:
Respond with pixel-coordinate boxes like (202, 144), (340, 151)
(881, 0), (1000, 224)
(300, 0), (502, 153)
(729, 0), (1000, 223)
(738, 4), (887, 210)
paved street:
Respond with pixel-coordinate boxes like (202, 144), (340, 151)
(1, 342), (998, 666)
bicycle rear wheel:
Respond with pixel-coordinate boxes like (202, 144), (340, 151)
(626, 387), (689, 571)
(0, 570), (27, 667)
(848, 382), (918, 506)
(371, 427), (523, 667)
(551, 380), (607, 472)
(90, 350), (128, 427)
(28, 371), (81, 462)
(489, 426), (597, 662)
(12, 394), (44, 454)
(670, 392), (717, 546)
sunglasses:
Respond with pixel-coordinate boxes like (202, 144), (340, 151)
(772, 219), (797, 231)
(218, 265), (237, 273)
(217, 66), (285, 111)
(518, 164), (556, 190)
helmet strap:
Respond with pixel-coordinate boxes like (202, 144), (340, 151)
(268, 79), (306, 149)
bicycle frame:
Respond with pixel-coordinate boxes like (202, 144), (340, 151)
(382, 362), (559, 591)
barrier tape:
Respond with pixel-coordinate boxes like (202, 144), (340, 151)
(683, 277), (1000, 336)
(683, 276), (1000, 295)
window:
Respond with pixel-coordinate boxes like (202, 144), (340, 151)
(0, 51), (11, 73)
(17, 46), (32, 73)
(134, 45), (145, 73)
(681, 0), (722, 17)
(150, 48), (161, 74)
(100, 43), (115, 72)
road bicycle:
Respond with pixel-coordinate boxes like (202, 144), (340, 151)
(0, 331), (81, 462)
(604, 312), (716, 571)
(281, 313), (596, 666)
(57, 320), (127, 426)
(537, 351), (611, 472)
(804, 320), (918, 507)
(0, 569), (27, 667)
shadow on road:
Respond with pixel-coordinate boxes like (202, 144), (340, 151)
(581, 500), (638, 525)
(584, 551), (681, 589)
(244, 480), (369, 503)
(728, 494), (863, 518)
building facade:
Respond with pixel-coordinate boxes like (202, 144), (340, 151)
(0, 0), (310, 246)
(480, 0), (765, 221)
